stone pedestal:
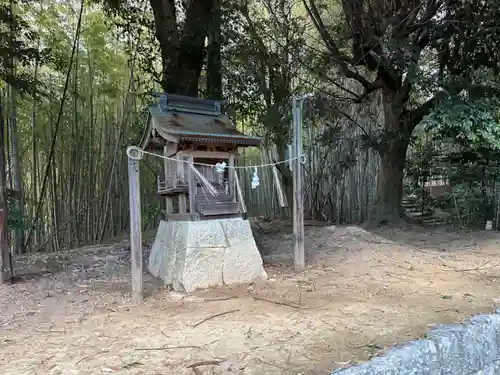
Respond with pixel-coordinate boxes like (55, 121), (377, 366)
(148, 218), (268, 292)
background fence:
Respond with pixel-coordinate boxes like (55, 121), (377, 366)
(238, 95), (382, 224)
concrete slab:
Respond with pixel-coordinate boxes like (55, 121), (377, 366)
(148, 218), (267, 292)
(332, 313), (500, 375)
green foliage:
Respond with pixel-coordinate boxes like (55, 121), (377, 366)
(435, 186), (494, 227)
(222, 0), (310, 142)
(5, 188), (33, 231)
(405, 141), (438, 193)
(141, 201), (162, 231)
(96, 0), (160, 92)
(423, 95), (500, 152)
(407, 93), (500, 226)
(0, 0), (42, 92)
(0, 1), (157, 252)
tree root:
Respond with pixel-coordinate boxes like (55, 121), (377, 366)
(364, 204), (420, 229)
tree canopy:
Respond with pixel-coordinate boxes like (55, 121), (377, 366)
(300, 0), (500, 224)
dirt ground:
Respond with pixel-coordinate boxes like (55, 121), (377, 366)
(1, 222), (500, 375)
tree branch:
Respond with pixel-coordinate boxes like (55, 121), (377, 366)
(240, 4), (272, 105)
(404, 90), (448, 131)
(302, 0), (377, 91)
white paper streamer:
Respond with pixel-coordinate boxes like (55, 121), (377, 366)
(215, 161), (227, 173)
(251, 167), (260, 189)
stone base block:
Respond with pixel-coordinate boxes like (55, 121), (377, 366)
(148, 218), (268, 292)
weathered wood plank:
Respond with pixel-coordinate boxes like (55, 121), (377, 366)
(272, 164), (287, 207)
(177, 154), (188, 213)
(163, 146), (173, 213)
(198, 202), (240, 216)
(228, 154), (235, 201)
(179, 150), (231, 159)
(166, 197), (174, 214)
(127, 155), (143, 303)
(292, 97), (305, 271)
(165, 213), (200, 221)
(0, 208), (10, 283)
(157, 184), (189, 196)
(188, 152), (197, 214)
(234, 170), (247, 213)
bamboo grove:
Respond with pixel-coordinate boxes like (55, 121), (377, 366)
(2, 0), (500, 259)
(1, 3), (159, 254)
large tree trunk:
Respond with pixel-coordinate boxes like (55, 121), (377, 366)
(206, 0), (222, 99)
(367, 90), (410, 226)
(149, 0), (216, 96)
(369, 140), (408, 225)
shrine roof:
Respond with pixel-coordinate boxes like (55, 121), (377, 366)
(143, 94), (262, 148)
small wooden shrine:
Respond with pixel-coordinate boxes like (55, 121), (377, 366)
(141, 93), (262, 221)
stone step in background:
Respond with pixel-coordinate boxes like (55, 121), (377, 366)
(402, 196), (447, 226)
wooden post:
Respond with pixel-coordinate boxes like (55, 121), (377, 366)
(163, 146), (173, 215)
(228, 153), (235, 201)
(177, 154), (187, 213)
(127, 151), (143, 303)
(166, 197), (174, 215)
(0, 208), (10, 283)
(174, 153), (181, 189)
(188, 152), (196, 214)
(292, 97), (305, 271)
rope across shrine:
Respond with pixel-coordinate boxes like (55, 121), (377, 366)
(126, 146), (307, 168)
(126, 145), (306, 205)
